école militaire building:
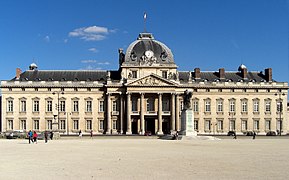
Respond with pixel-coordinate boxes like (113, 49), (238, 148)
(1, 32), (288, 135)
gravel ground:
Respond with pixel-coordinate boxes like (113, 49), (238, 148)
(0, 137), (288, 180)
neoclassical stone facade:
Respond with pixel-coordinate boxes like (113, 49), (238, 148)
(1, 32), (288, 135)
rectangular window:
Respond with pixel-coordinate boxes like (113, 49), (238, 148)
(47, 101), (52, 112)
(253, 120), (259, 131)
(217, 100), (223, 112)
(20, 120), (26, 130)
(253, 101), (259, 112)
(7, 100), (13, 112)
(60, 120), (66, 130)
(265, 120), (271, 131)
(132, 98), (138, 112)
(194, 120), (198, 131)
(112, 101), (117, 112)
(60, 101), (65, 112)
(277, 120), (282, 132)
(86, 101), (92, 112)
(33, 101), (39, 112)
(162, 71), (168, 78)
(205, 100), (211, 112)
(86, 120), (92, 130)
(265, 101), (271, 112)
(47, 120), (52, 130)
(34, 120), (39, 130)
(73, 120), (79, 130)
(230, 101), (235, 112)
(132, 71), (137, 78)
(112, 120), (117, 130)
(193, 101), (198, 112)
(241, 120), (247, 131)
(73, 101), (79, 112)
(7, 120), (13, 130)
(229, 120), (235, 131)
(242, 101), (248, 112)
(147, 98), (155, 111)
(180, 100), (184, 111)
(20, 101), (26, 112)
(277, 102), (282, 112)
(99, 101), (104, 112)
(217, 120), (223, 131)
(99, 120), (104, 130)
(205, 120), (211, 131)
(162, 99), (170, 111)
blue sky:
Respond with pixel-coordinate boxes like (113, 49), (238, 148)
(0, 0), (288, 84)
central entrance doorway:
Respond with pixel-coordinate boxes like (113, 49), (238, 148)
(145, 118), (156, 135)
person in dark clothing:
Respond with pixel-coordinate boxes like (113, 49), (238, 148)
(233, 132), (237, 139)
(44, 131), (48, 143)
(50, 131), (54, 140)
(253, 132), (256, 139)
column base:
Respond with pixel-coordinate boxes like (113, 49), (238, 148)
(126, 131), (132, 135)
(156, 131), (163, 135)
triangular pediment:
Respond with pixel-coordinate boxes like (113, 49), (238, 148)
(126, 74), (178, 86)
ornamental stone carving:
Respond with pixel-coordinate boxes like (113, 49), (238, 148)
(140, 55), (157, 66)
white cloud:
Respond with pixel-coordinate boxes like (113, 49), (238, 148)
(97, 62), (110, 65)
(81, 60), (97, 63)
(88, 48), (98, 53)
(44, 35), (50, 42)
(69, 26), (110, 41)
(80, 65), (102, 70)
(64, 39), (68, 43)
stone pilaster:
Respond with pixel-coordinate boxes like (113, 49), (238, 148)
(120, 94), (123, 134)
(140, 93), (145, 135)
(171, 93), (176, 132)
(106, 93), (111, 134)
(175, 94), (180, 131)
(126, 93), (132, 134)
(157, 93), (163, 135)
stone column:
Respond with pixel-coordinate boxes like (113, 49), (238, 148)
(126, 93), (132, 134)
(157, 93), (163, 135)
(171, 93), (176, 132)
(140, 93), (145, 135)
(119, 94), (123, 134)
(175, 94), (180, 131)
(106, 93), (111, 134)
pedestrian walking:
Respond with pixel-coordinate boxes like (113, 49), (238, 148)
(90, 130), (93, 139)
(79, 130), (82, 138)
(33, 131), (38, 144)
(50, 131), (54, 140)
(28, 130), (33, 144)
(44, 131), (48, 143)
(233, 132), (237, 139)
(253, 131), (256, 139)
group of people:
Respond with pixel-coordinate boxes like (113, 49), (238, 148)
(27, 130), (52, 144)
(78, 130), (94, 138)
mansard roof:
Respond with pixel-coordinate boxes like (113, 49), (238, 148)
(178, 71), (271, 83)
(11, 70), (121, 81)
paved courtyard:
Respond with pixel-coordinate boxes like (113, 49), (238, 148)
(0, 137), (288, 180)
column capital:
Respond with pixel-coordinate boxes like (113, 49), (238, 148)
(126, 92), (131, 95)
(106, 92), (111, 96)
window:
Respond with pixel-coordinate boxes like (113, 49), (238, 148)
(205, 120), (211, 131)
(162, 99), (170, 111)
(180, 100), (184, 111)
(99, 101), (104, 112)
(253, 100), (259, 112)
(86, 120), (92, 130)
(73, 120), (79, 130)
(7, 100), (13, 112)
(60, 101), (66, 112)
(112, 120), (117, 130)
(147, 98), (155, 111)
(34, 120), (39, 130)
(132, 98), (138, 112)
(162, 71), (168, 78)
(205, 100), (211, 112)
(47, 120), (52, 130)
(277, 119), (282, 131)
(217, 100), (223, 112)
(73, 101), (79, 112)
(20, 120), (26, 130)
(193, 100), (198, 112)
(7, 120), (13, 130)
(86, 101), (92, 112)
(229, 100), (235, 112)
(132, 71), (137, 78)
(241, 120), (247, 131)
(60, 120), (66, 130)
(265, 119), (271, 131)
(277, 102), (282, 112)
(99, 120), (104, 130)
(253, 120), (259, 131)
(265, 101), (271, 112)
(229, 120), (235, 131)
(217, 120), (223, 131)
(194, 119), (198, 131)
(47, 101), (52, 112)
(242, 101), (248, 112)
(20, 100), (26, 112)
(33, 100), (39, 112)
(112, 100), (117, 112)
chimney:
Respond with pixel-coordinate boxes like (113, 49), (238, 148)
(16, 68), (22, 80)
(194, 68), (200, 79)
(241, 68), (247, 79)
(219, 68), (225, 79)
(265, 68), (272, 82)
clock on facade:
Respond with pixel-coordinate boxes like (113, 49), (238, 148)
(145, 50), (154, 58)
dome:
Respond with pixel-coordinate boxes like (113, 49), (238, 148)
(238, 64), (247, 71)
(123, 33), (175, 66)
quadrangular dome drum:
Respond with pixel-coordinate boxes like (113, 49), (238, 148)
(123, 33), (175, 67)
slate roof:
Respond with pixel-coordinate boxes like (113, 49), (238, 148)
(11, 70), (121, 81)
(178, 71), (271, 83)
